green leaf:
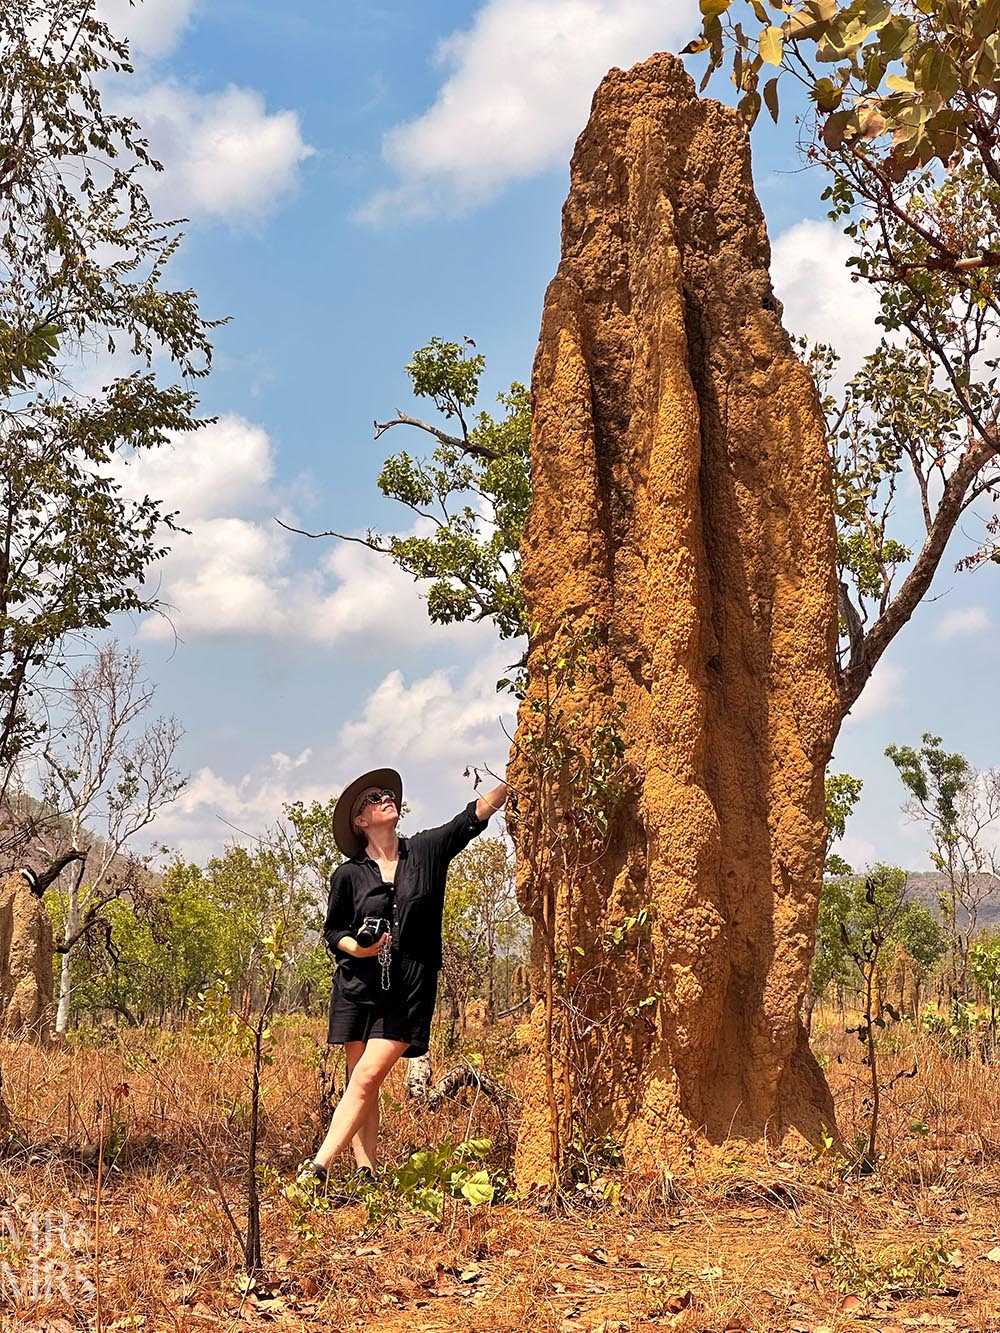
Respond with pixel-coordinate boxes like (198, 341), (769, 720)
(759, 25), (784, 65)
(738, 89), (762, 124)
(913, 44), (961, 100)
(877, 14), (917, 61)
(811, 76), (844, 111)
(460, 1171), (495, 1207)
(700, 0), (732, 15)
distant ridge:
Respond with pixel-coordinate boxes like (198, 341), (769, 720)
(905, 871), (1000, 930)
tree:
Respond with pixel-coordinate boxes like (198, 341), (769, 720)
(437, 836), (526, 1034)
(447, 836), (526, 1018)
(37, 643), (184, 1032)
(825, 770), (864, 875)
(0, 0), (217, 814)
(810, 862), (945, 1023)
(687, 1), (1000, 703)
(282, 338), (531, 642)
(885, 733), (1000, 994)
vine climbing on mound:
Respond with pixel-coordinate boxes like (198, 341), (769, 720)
(504, 620), (639, 1188)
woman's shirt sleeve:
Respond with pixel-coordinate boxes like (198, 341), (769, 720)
(323, 864), (355, 953)
(416, 800), (490, 868)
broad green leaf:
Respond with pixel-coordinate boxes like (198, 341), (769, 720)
(816, 17), (872, 63)
(760, 25), (784, 64)
(971, 34), (1000, 86)
(885, 72), (916, 92)
(862, 0), (893, 30)
(877, 14), (916, 61)
(738, 88), (763, 124)
(681, 36), (712, 54)
(699, 0), (732, 16)
(914, 44), (961, 100)
(460, 1171), (495, 1207)
(811, 76), (844, 111)
(972, 0), (1000, 40)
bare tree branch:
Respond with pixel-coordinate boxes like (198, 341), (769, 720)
(373, 412), (499, 461)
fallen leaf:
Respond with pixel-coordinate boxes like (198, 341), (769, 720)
(699, 1265), (723, 1280)
(981, 1246), (1000, 1262)
(458, 1265), (482, 1283)
(665, 1290), (693, 1314)
(841, 1294), (864, 1313)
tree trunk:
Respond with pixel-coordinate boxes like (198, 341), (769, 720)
(55, 893), (79, 1035)
(509, 53), (840, 1189)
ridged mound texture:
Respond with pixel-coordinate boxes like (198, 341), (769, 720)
(0, 871), (54, 1040)
(510, 52), (840, 1188)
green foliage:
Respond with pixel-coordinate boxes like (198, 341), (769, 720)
(0, 0), (219, 787)
(339, 338), (530, 641)
(65, 835), (330, 1026)
(282, 798), (342, 883)
(825, 771), (864, 873)
(968, 933), (1000, 1008)
(365, 1137), (497, 1225)
(822, 1230), (953, 1299)
(693, 2), (1000, 593)
(814, 863), (945, 1002)
(885, 733), (969, 833)
(689, 0), (999, 174)
(884, 733), (995, 992)
(439, 836), (527, 1021)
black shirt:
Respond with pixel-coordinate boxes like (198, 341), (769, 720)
(323, 801), (489, 971)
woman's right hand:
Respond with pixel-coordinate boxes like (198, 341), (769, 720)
(339, 932), (391, 959)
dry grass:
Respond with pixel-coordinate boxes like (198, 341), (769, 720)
(1, 1013), (1000, 1332)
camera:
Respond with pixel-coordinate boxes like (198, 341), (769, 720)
(355, 916), (391, 949)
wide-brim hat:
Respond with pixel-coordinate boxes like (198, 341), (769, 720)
(332, 767), (403, 858)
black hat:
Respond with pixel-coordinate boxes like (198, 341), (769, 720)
(331, 768), (403, 858)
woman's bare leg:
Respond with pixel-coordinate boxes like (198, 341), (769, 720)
(313, 1038), (406, 1171)
(345, 1041), (379, 1171)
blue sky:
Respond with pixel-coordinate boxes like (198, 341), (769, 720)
(88, 0), (998, 872)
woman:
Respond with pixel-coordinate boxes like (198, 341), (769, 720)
(298, 766), (507, 1188)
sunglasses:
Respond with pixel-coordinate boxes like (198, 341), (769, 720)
(357, 789), (398, 813)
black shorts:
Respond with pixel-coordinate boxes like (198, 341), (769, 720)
(327, 953), (438, 1058)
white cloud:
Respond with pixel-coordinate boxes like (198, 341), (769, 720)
(360, 0), (700, 221)
(110, 415), (510, 651)
(771, 219), (883, 378)
(111, 82), (313, 223)
(118, 415), (274, 520)
(935, 605), (992, 640)
(842, 659), (905, 727)
(96, 0), (198, 58)
(337, 654), (516, 777)
(149, 655), (518, 862)
(838, 834), (876, 870)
